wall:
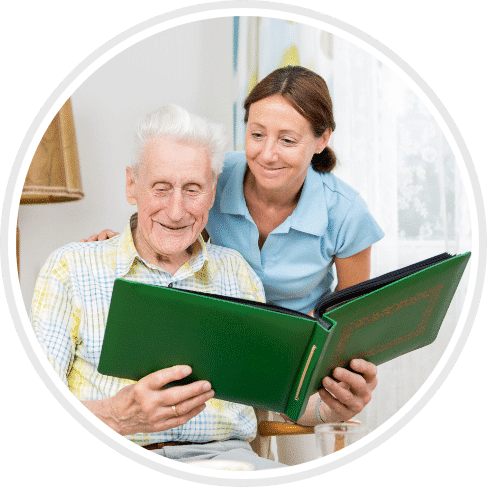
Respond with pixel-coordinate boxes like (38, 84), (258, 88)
(18, 17), (235, 307)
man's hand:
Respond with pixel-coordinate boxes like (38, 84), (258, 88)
(83, 365), (214, 436)
(81, 229), (118, 242)
(319, 359), (378, 422)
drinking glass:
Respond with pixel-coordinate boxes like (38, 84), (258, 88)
(314, 422), (368, 456)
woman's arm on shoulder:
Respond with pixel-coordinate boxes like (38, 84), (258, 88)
(80, 229), (119, 242)
(334, 246), (371, 292)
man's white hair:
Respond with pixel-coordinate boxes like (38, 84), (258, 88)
(132, 104), (228, 178)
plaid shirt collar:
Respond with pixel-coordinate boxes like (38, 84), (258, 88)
(115, 213), (211, 281)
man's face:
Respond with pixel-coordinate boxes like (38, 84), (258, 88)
(126, 138), (217, 268)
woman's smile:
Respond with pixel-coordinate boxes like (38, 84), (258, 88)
(256, 162), (287, 178)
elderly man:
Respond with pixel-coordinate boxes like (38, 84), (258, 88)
(31, 105), (285, 469)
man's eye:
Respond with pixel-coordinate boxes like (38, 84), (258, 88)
(252, 132), (263, 139)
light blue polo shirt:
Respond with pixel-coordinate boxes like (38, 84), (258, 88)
(207, 152), (384, 314)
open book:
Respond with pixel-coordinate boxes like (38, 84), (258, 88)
(98, 251), (470, 421)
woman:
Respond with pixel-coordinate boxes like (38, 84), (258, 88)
(84, 66), (383, 426)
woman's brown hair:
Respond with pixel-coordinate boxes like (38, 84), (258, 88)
(244, 65), (337, 173)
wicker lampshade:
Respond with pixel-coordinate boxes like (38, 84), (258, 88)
(21, 98), (84, 204)
(17, 98), (83, 278)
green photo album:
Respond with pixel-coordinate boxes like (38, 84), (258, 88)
(98, 251), (470, 421)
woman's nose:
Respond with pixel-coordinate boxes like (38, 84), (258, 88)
(261, 139), (279, 162)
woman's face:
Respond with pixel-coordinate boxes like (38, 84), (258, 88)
(245, 94), (329, 194)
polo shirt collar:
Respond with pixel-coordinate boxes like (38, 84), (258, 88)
(219, 161), (328, 237)
(288, 168), (328, 237)
(183, 235), (211, 277)
(115, 213), (211, 279)
(115, 214), (140, 278)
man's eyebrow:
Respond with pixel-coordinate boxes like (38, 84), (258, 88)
(152, 180), (171, 186)
(150, 179), (206, 187)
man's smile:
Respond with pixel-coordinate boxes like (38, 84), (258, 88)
(156, 221), (191, 231)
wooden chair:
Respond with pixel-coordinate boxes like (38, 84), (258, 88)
(258, 420), (314, 437)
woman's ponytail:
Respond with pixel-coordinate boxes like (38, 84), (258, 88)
(311, 145), (337, 173)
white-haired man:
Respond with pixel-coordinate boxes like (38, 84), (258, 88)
(31, 105), (285, 469)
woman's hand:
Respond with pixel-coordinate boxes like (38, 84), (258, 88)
(291, 359), (377, 426)
(81, 229), (119, 242)
(319, 359), (378, 422)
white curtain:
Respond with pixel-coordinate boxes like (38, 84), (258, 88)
(233, 17), (472, 464)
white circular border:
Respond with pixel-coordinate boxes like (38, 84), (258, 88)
(2, 2), (486, 485)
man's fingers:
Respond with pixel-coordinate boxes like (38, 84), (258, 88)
(162, 380), (213, 407)
(142, 366), (213, 405)
(170, 388), (215, 418)
(162, 403), (207, 430)
(143, 365), (193, 389)
(158, 387), (214, 431)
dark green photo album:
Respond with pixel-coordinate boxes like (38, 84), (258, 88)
(98, 251), (470, 422)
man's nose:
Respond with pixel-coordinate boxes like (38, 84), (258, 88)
(165, 190), (186, 221)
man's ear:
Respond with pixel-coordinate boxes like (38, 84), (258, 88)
(126, 166), (137, 206)
(210, 174), (220, 206)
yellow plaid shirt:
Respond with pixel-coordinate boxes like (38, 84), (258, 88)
(31, 214), (265, 446)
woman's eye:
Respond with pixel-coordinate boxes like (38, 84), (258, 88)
(282, 138), (296, 145)
(252, 132), (263, 139)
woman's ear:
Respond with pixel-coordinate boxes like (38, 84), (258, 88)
(316, 127), (332, 154)
(126, 166), (137, 206)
